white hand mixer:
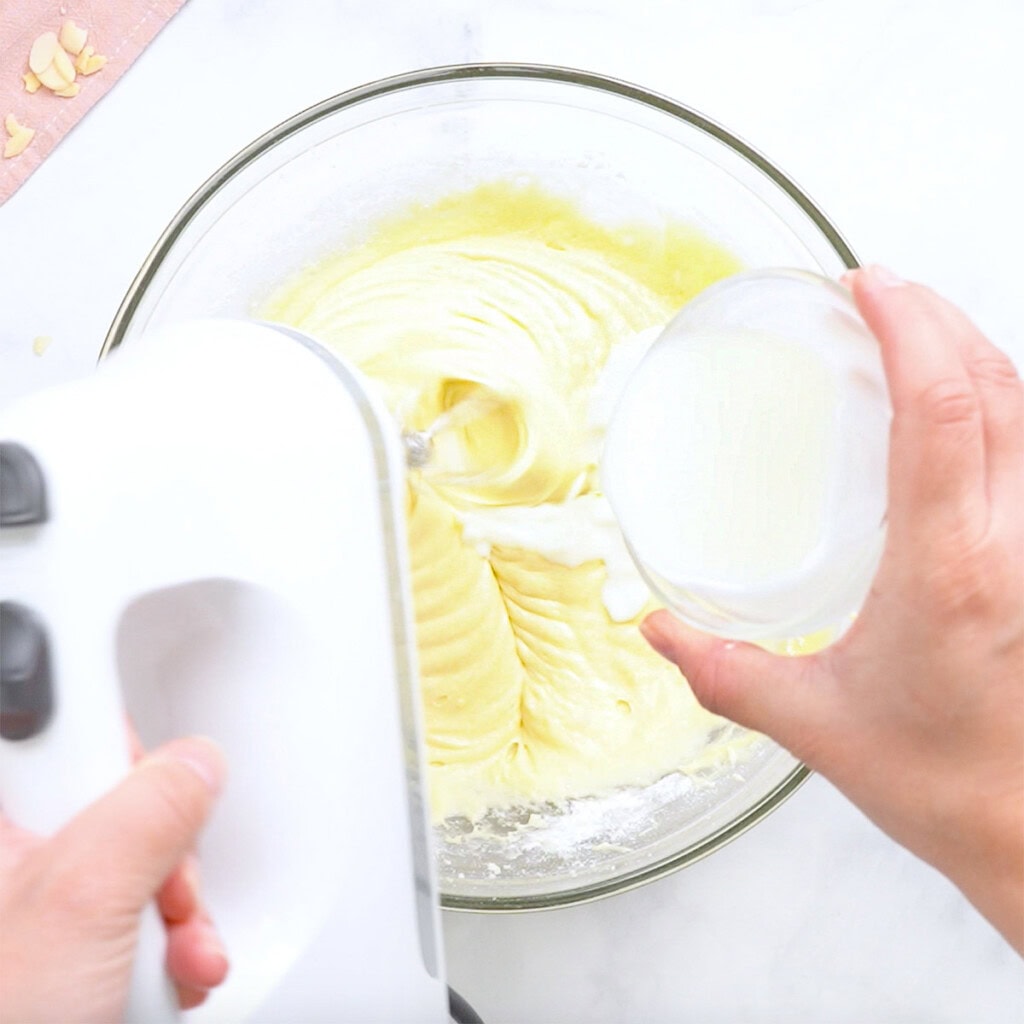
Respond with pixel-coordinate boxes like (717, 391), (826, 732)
(0, 320), (455, 1023)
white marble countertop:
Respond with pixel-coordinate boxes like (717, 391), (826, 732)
(1, 0), (1022, 1020)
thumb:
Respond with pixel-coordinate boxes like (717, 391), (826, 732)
(54, 736), (226, 913)
(640, 611), (836, 761)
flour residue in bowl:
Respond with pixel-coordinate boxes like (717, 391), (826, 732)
(261, 181), (753, 822)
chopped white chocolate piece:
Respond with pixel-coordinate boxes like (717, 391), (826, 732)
(3, 128), (35, 160)
(37, 64), (70, 91)
(75, 46), (107, 76)
(54, 82), (80, 98)
(4, 113), (36, 159)
(59, 20), (88, 57)
(29, 32), (59, 74)
(52, 46), (76, 85)
(32, 336), (53, 357)
(4, 135), (33, 159)
(23, 72), (41, 94)
(80, 53), (107, 75)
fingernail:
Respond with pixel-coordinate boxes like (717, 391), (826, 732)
(864, 264), (905, 288)
(199, 921), (229, 965)
(640, 614), (674, 659)
(171, 737), (226, 795)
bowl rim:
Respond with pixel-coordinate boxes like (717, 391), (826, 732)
(443, 762), (812, 912)
(102, 61), (854, 912)
(102, 61), (857, 359)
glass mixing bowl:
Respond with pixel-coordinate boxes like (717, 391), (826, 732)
(103, 64), (856, 911)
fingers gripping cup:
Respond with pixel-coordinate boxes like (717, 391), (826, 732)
(603, 269), (891, 646)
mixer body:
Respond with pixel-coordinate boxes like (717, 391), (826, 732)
(0, 321), (447, 1022)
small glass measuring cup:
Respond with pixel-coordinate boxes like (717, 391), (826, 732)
(602, 269), (891, 646)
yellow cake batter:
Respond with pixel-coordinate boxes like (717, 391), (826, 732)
(261, 182), (749, 821)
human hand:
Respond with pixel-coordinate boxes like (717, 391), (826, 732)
(641, 265), (1024, 953)
(0, 735), (229, 1023)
